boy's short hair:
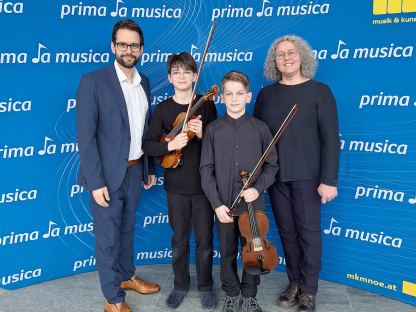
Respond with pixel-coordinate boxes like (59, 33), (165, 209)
(167, 52), (197, 74)
(221, 71), (250, 91)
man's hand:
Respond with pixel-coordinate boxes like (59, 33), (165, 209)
(317, 183), (338, 204)
(167, 132), (188, 151)
(92, 186), (110, 208)
(215, 205), (234, 223)
(143, 175), (156, 190)
(240, 187), (259, 203)
(187, 115), (203, 139)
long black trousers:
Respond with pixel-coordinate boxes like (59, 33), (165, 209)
(216, 217), (260, 298)
(166, 192), (214, 291)
(268, 180), (322, 295)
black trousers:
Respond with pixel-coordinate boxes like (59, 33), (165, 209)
(268, 180), (322, 295)
(166, 192), (214, 291)
(216, 218), (260, 298)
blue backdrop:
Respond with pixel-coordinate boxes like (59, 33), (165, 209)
(1, 0), (415, 306)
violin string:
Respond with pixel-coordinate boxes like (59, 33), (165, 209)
(248, 203), (260, 247)
(253, 212), (260, 246)
(253, 217), (260, 247)
(243, 175), (261, 248)
(248, 210), (255, 247)
(166, 96), (207, 140)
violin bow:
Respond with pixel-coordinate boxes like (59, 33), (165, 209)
(181, 21), (217, 132)
(229, 104), (298, 215)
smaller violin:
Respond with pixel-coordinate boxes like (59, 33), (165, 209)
(160, 85), (219, 169)
(160, 22), (217, 169)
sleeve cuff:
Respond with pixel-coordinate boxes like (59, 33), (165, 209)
(211, 198), (223, 210)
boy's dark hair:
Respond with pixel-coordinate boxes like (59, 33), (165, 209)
(112, 19), (144, 46)
(167, 52), (197, 74)
(221, 70), (250, 91)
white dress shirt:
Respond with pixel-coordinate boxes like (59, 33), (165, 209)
(114, 60), (148, 161)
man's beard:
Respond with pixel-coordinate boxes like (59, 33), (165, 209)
(116, 53), (139, 68)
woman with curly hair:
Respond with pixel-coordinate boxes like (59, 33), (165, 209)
(253, 35), (341, 312)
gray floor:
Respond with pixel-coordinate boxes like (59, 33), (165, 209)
(0, 264), (415, 312)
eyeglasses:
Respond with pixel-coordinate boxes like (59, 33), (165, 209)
(170, 70), (194, 78)
(276, 50), (298, 60)
(115, 42), (142, 52)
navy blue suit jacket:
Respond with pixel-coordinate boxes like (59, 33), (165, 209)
(76, 63), (154, 193)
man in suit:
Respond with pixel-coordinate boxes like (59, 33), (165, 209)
(76, 19), (160, 312)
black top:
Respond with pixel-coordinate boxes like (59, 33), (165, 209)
(200, 113), (278, 215)
(143, 96), (217, 195)
(253, 79), (340, 186)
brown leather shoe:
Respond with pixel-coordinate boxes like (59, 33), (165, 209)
(120, 275), (160, 294)
(103, 300), (132, 312)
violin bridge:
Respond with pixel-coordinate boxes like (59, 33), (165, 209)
(253, 238), (263, 252)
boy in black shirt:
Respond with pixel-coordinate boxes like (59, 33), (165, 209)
(143, 52), (217, 309)
(200, 71), (278, 312)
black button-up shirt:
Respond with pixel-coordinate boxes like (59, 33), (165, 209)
(200, 113), (278, 215)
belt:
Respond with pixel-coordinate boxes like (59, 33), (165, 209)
(128, 155), (144, 167)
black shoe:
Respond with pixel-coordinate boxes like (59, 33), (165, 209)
(278, 282), (300, 308)
(241, 297), (263, 312)
(297, 293), (316, 312)
(222, 295), (240, 312)
(200, 290), (216, 309)
(166, 288), (187, 309)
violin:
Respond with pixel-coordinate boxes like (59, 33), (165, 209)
(160, 22), (216, 169)
(160, 86), (219, 168)
(238, 170), (279, 275)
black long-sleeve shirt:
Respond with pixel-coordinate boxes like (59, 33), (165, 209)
(200, 113), (278, 215)
(254, 80), (340, 186)
(143, 96), (217, 195)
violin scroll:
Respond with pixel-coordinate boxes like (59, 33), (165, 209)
(202, 85), (219, 101)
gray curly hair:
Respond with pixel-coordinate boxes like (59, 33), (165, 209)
(264, 35), (317, 81)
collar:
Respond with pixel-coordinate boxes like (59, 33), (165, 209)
(224, 112), (248, 125)
(114, 60), (141, 86)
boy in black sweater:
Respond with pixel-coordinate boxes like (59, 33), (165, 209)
(200, 71), (278, 312)
(143, 52), (217, 309)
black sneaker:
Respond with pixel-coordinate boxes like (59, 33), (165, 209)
(222, 295), (240, 312)
(200, 289), (216, 309)
(241, 297), (263, 312)
(298, 293), (316, 312)
(278, 281), (300, 308)
(166, 288), (187, 309)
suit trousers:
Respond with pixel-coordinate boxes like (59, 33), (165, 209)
(216, 218), (260, 298)
(91, 163), (143, 304)
(166, 192), (214, 291)
(268, 180), (322, 295)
